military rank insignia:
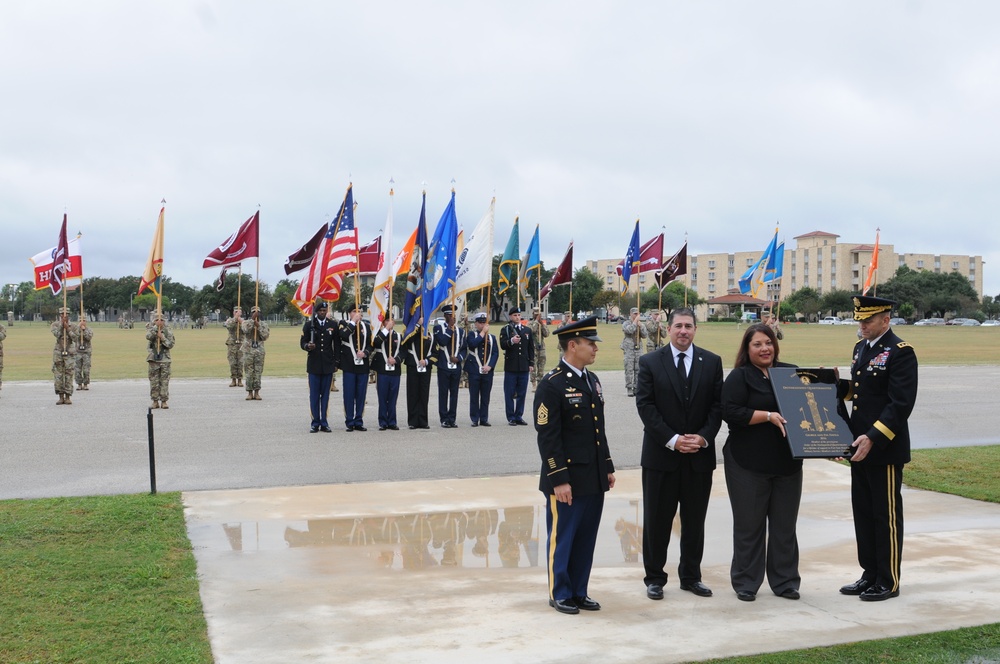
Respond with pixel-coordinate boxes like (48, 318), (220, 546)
(537, 403), (549, 425)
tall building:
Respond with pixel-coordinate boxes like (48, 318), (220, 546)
(586, 231), (983, 318)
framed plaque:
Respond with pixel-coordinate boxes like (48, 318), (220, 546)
(770, 368), (854, 459)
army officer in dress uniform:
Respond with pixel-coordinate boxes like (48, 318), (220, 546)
(534, 315), (615, 615)
(836, 295), (918, 602)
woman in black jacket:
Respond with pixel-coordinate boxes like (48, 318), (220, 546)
(721, 323), (801, 602)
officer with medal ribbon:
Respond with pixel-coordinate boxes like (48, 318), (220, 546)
(534, 315), (615, 615)
(500, 306), (534, 425)
(301, 300), (337, 433)
(836, 295), (918, 602)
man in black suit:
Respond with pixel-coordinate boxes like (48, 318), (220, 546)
(500, 306), (534, 425)
(635, 307), (723, 600)
(534, 315), (615, 614)
(837, 296), (918, 602)
(300, 300), (338, 433)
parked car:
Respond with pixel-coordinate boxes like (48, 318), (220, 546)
(818, 317), (841, 325)
(981, 320), (1000, 327)
(889, 317), (907, 326)
(837, 318), (857, 325)
(914, 318), (946, 326)
(946, 318), (970, 325)
(960, 319), (981, 326)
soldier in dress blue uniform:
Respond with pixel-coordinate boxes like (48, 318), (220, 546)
(403, 324), (434, 430)
(836, 295), (918, 602)
(534, 315), (616, 614)
(465, 311), (499, 427)
(339, 305), (374, 432)
(372, 314), (403, 431)
(301, 300), (338, 433)
(500, 306), (534, 425)
(433, 304), (466, 428)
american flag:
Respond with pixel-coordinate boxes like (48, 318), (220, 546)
(293, 186), (358, 315)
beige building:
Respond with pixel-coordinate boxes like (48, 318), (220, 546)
(586, 230), (984, 317)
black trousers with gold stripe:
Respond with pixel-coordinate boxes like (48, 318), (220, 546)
(851, 463), (904, 591)
(545, 492), (604, 601)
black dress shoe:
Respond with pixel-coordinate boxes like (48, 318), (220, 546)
(646, 584), (664, 600)
(310, 426), (319, 433)
(408, 425), (417, 430)
(354, 426), (367, 432)
(345, 426), (355, 432)
(480, 422), (491, 427)
(388, 425), (399, 430)
(471, 422), (479, 427)
(548, 599), (580, 615)
(680, 581), (713, 597)
(509, 420), (518, 426)
(573, 596), (601, 611)
(320, 426), (332, 433)
(860, 584), (899, 602)
(420, 425), (430, 429)
(839, 578), (873, 596)
(736, 591), (756, 602)
(378, 426), (388, 431)
(516, 419), (528, 425)
(779, 588), (800, 600)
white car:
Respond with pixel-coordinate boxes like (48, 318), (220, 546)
(818, 317), (841, 325)
(838, 318), (858, 325)
(981, 320), (1000, 327)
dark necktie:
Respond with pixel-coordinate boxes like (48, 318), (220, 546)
(677, 351), (690, 399)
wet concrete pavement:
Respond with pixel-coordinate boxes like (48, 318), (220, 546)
(3, 367), (1000, 662)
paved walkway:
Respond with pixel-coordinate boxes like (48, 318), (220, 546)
(184, 463), (1000, 664)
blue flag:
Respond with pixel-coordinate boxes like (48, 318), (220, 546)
(421, 191), (459, 329)
(739, 229), (778, 295)
(403, 193), (429, 339)
(518, 224), (541, 296)
(763, 240), (784, 283)
(620, 220), (641, 295)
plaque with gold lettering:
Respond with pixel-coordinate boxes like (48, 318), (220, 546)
(770, 368), (854, 459)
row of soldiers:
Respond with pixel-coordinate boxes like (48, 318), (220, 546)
(223, 306), (271, 400)
(620, 307), (670, 397)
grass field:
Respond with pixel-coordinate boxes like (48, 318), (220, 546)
(3, 319), (999, 382)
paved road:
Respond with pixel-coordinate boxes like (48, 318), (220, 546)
(2, 365), (998, 500)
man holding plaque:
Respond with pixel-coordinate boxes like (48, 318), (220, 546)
(837, 296), (918, 602)
(635, 307), (724, 601)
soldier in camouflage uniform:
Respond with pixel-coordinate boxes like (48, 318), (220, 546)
(146, 314), (175, 409)
(644, 310), (668, 353)
(240, 306), (269, 400)
(620, 307), (647, 397)
(0, 321), (6, 392)
(224, 306), (244, 387)
(528, 307), (550, 389)
(75, 318), (94, 390)
(51, 308), (78, 405)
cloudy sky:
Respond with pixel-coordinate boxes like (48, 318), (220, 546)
(2, 1), (998, 299)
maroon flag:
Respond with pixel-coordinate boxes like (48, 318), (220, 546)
(203, 211), (260, 269)
(49, 213), (71, 296)
(540, 241), (573, 300)
(284, 222), (327, 275)
(616, 233), (664, 276)
(654, 242), (688, 290)
(358, 235), (382, 276)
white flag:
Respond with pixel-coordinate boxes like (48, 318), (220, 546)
(453, 198), (495, 299)
(367, 195), (395, 326)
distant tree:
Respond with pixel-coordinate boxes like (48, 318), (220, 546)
(821, 289), (854, 318)
(785, 287), (822, 321)
(879, 265), (978, 318)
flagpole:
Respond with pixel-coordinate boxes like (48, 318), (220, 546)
(353, 201), (361, 310)
(683, 232), (689, 308)
(236, 263), (243, 342)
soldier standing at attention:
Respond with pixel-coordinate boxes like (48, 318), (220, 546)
(499, 306), (534, 426)
(301, 300), (337, 433)
(403, 324), (434, 430)
(621, 307), (647, 397)
(465, 312), (499, 427)
(644, 310), (668, 353)
(836, 296), (918, 602)
(534, 315), (615, 614)
(224, 306), (244, 387)
(75, 317), (94, 390)
(51, 307), (78, 405)
(241, 306), (269, 401)
(339, 305), (373, 432)
(434, 304), (466, 428)
(458, 311), (472, 389)
(146, 313), (175, 409)
(529, 307), (550, 389)
(371, 314), (403, 431)
(0, 320), (6, 392)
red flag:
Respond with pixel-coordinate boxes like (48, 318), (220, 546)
(616, 233), (664, 276)
(654, 242), (688, 290)
(203, 211), (260, 269)
(284, 222), (327, 275)
(540, 242), (573, 300)
(358, 235), (382, 276)
(49, 214), (71, 296)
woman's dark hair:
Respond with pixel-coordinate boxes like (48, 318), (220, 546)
(733, 323), (780, 368)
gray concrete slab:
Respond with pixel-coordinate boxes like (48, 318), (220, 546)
(184, 463), (1000, 664)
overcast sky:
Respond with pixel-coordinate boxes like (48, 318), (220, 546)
(2, 1), (998, 300)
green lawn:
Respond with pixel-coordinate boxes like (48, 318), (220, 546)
(2, 319), (998, 382)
